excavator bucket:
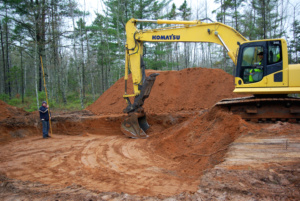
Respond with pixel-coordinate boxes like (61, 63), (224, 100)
(121, 112), (149, 138)
(121, 73), (159, 138)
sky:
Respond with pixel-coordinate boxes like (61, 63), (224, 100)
(78, 0), (300, 27)
(77, 0), (219, 25)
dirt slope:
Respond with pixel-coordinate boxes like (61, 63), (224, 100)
(0, 108), (254, 197)
(87, 68), (242, 115)
(149, 107), (252, 177)
(0, 100), (27, 121)
(0, 100), (39, 144)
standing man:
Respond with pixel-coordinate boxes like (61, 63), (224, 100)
(39, 101), (51, 139)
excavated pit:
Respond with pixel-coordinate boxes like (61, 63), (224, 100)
(0, 107), (254, 197)
(1, 68), (300, 200)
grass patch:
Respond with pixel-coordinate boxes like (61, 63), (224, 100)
(0, 92), (99, 112)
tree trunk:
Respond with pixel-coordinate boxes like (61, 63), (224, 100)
(21, 49), (24, 103)
(32, 0), (47, 93)
(101, 54), (105, 93)
(5, 6), (11, 98)
(91, 72), (95, 101)
(0, 23), (6, 95)
(35, 35), (39, 110)
(263, 0), (266, 39)
(69, 0), (84, 109)
(80, 29), (86, 100)
(235, 0), (238, 30)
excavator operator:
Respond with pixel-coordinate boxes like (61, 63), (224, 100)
(258, 51), (264, 65)
(249, 52), (263, 82)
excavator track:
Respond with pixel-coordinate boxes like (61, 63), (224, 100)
(215, 96), (300, 123)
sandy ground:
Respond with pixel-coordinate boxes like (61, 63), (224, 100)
(0, 112), (299, 200)
(0, 134), (199, 197)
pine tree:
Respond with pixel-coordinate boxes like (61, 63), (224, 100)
(290, 20), (300, 63)
(179, 0), (191, 68)
(253, 0), (281, 39)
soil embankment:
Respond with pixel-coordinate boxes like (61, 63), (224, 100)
(0, 100), (39, 144)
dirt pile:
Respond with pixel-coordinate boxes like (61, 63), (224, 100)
(87, 68), (242, 115)
(0, 100), (27, 121)
(0, 100), (39, 144)
(148, 107), (253, 178)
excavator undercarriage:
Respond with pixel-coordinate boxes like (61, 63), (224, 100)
(216, 96), (300, 123)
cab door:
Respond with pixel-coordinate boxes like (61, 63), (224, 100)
(265, 40), (287, 87)
(235, 41), (267, 87)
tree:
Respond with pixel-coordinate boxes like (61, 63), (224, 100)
(0, 20), (7, 95)
(290, 20), (300, 63)
(179, 0), (191, 68)
(252, 0), (281, 39)
(168, 3), (179, 70)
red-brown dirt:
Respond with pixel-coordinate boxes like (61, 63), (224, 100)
(0, 100), (27, 121)
(0, 100), (39, 144)
(149, 107), (252, 177)
(87, 67), (242, 115)
(0, 108), (255, 197)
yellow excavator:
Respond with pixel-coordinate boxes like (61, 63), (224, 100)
(121, 18), (300, 138)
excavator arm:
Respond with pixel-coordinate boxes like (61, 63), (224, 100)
(121, 18), (248, 138)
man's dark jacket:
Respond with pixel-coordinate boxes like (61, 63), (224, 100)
(39, 106), (49, 121)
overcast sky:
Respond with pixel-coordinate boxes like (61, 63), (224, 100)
(78, 0), (219, 25)
(77, 0), (300, 34)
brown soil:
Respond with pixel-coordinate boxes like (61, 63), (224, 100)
(0, 100), (39, 145)
(0, 100), (27, 121)
(87, 68), (242, 115)
(0, 108), (254, 197)
(0, 68), (299, 200)
(149, 107), (252, 177)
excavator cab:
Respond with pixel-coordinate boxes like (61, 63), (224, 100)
(235, 39), (285, 90)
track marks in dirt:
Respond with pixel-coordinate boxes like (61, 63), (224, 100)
(198, 127), (300, 199)
(0, 134), (198, 196)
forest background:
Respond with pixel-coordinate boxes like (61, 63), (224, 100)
(0, 0), (299, 111)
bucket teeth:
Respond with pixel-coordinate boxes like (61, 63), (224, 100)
(121, 113), (149, 139)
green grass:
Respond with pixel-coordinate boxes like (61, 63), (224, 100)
(0, 92), (97, 112)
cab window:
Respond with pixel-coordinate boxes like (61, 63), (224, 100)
(241, 46), (264, 83)
(268, 41), (281, 64)
(241, 46), (264, 66)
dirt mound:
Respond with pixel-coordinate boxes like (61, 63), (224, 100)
(0, 100), (39, 144)
(148, 107), (252, 177)
(0, 100), (27, 121)
(87, 68), (242, 115)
